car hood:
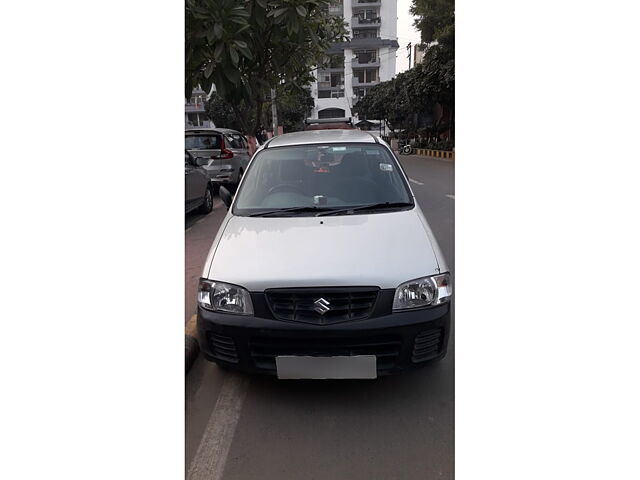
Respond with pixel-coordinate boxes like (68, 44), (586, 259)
(206, 209), (442, 291)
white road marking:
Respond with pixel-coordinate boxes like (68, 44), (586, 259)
(187, 374), (250, 480)
(409, 178), (424, 186)
(446, 194), (455, 200)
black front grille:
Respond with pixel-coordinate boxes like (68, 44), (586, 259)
(265, 287), (379, 325)
(249, 335), (402, 372)
(412, 328), (444, 363)
(207, 332), (239, 363)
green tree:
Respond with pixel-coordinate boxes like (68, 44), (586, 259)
(186, 0), (347, 134)
(273, 83), (314, 132)
(206, 93), (242, 130)
(207, 83), (313, 133)
(354, 67), (435, 134)
(410, 0), (454, 140)
(410, 0), (454, 48)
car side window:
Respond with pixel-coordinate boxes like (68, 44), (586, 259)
(225, 134), (243, 149)
(185, 135), (222, 149)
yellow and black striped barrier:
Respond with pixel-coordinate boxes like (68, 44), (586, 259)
(415, 149), (455, 160)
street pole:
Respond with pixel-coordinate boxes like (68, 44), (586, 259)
(270, 87), (278, 137)
(406, 42), (412, 70)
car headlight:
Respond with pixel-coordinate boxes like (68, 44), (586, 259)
(392, 273), (452, 311)
(197, 279), (254, 315)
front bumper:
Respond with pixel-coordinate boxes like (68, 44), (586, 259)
(197, 297), (451, 376)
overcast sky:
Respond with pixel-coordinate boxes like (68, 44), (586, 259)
(394, 0), (422, 74)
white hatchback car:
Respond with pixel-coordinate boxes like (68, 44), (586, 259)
(196, 129), (451, 378)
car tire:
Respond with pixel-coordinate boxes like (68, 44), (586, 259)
(198, 185), (214, 214)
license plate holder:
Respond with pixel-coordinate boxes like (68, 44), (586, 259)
(276, 355), (377, 379)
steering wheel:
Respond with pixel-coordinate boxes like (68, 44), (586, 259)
(267, 184), (306, 195)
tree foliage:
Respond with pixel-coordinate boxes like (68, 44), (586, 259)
(186, 0), (347, 133)
(207, 83), (314, 133)
(276, 84), (315, 132)
(356, 0), (454, 139)
(410, 0), (454, 48)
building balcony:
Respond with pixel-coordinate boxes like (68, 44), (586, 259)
(327, 37), (400, 53)
(317, 81), (345, 90)
(354, 0), (381, 5)
(350, 16), (381, 28)
(318, 89), (346, 99)
(319, 65), (345, 74)
(352, 58), (380, 68)
(185, 103), (206, 113)
(352, 78), (379, 87)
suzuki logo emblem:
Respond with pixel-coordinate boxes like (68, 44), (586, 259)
(313, 297), (331, 315)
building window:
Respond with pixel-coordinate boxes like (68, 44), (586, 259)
(355, 68), (378, 84)
(353, 9), (380, 23)
(354, 49), (377, 64)
(328, 0), (343, 14)
(352, 29), (379, 39)
(353, 87), (369, 98)
(318, 108), (346, 119)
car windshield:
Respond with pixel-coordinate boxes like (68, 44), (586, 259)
(185, 134), (221, 150)
(233, 143), (413, 216)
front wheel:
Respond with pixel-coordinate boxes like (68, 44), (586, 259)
(198, 186), (214, 214)
(402, 145), (413, 155)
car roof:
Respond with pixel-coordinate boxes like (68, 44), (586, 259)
(265, 129), (378, 148)
(185, 128), (242, 135)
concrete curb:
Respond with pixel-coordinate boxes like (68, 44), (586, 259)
(185, 335), (199, 373)
(185, 314), (199, 374)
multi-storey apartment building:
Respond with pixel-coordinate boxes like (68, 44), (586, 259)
(185, 88), (214, 128)
(310, 0), (399, 120)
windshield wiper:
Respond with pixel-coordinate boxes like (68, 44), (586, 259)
(248, 206), (331, 217)
(315, 201), (414, 217)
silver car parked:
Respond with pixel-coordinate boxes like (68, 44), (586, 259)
(185, 128), (251, 191)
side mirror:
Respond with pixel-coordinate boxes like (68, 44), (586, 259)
(219, 186), (233, 210)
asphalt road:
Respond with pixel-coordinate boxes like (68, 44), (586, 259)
(185, 155), (454, 479)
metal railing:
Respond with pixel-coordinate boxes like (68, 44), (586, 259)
(351, 16), (381, 28)
(352, 78), (379, 86)
(352, 56), (380, 66)
(317, 81), (345, 89)
(318, 90), (345, 99)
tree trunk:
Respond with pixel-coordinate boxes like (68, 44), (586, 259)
(253, 97), (264, 136)
(231, 104), (249, 134)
